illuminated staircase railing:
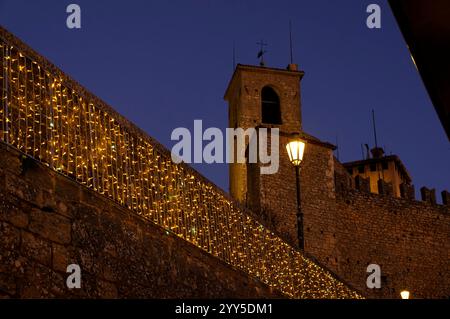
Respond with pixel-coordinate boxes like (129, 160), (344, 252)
(0, 27), (360, 298)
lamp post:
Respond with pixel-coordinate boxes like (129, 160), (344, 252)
(286, 138), (306, 250)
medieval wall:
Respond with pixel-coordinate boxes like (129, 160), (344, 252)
(0, 144), (283, 298)
(333, 188), (450, 299)
(226, 64), (450, 300)
(0, 26), (361, 299)
(301, 153), (450, 299)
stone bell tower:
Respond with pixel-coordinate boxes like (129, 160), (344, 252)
(224, 63), (305, 247)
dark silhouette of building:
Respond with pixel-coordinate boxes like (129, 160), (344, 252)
(389, 0), (450, 140)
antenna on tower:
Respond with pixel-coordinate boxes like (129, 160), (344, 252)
(364, 143), (370, 159)
(232, 41), (236, 71)
(372, 109), (378, 148)
(289, 20), (294, 64)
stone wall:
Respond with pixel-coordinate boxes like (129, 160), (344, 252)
(243, 131), (337, 250)
(0, 27), (361, 299)
(0, 144), (283, 298)
(333, 189), (450, 299)
(301, 156), (450, 299)
(221, 56), (449, 300)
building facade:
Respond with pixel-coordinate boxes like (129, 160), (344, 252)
(225, 63), (450, 299)
(0, 24), (448, 299)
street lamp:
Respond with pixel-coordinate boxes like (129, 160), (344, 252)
(286, 137), (306, 250)
(400, 290), (410, 299)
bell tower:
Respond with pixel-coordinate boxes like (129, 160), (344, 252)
(224, 63), (305, 246)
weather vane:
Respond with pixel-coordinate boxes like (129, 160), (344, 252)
(257, 40), (268, 66)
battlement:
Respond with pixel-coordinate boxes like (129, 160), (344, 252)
(335, 164), (449, 208)
(323, 158), (450, 298)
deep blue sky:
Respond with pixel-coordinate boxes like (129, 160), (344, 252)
(1, 0), (448, 199)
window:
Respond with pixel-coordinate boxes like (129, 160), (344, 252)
(382, 162), (389, 170)
(347, 168), (353, 175)
(370, 163), (377, 172)
(261, 86), (281, 124)
(358, 166), (365, 173)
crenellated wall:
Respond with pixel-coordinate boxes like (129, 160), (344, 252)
(333, 188), (450, 299)
(301, 158), (450, 299)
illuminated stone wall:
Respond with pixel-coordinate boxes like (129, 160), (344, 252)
(332, 188), (450, 299)
(0, 26), (360, 298)
(221, 42), (449, 299)
(0, 143), (284, 298)
(322, 162), (450, 298)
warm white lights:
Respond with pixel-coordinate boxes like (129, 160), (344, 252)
(400, 290), (410, 299)
(0, 36), (361, 299)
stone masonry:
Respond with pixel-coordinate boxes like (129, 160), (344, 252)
(0, 144), (283, 298)
(225, 64), (450, 299)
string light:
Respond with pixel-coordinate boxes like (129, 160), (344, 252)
(0, 35), (361, 299)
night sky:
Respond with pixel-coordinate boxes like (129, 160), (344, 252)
(1, 0), (448, 199)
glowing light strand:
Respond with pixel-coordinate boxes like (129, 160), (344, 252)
(0, 36), (361, 299)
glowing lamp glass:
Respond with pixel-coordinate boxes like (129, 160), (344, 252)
(400, 290), (410, 299)
(286, 140), (306, 166)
